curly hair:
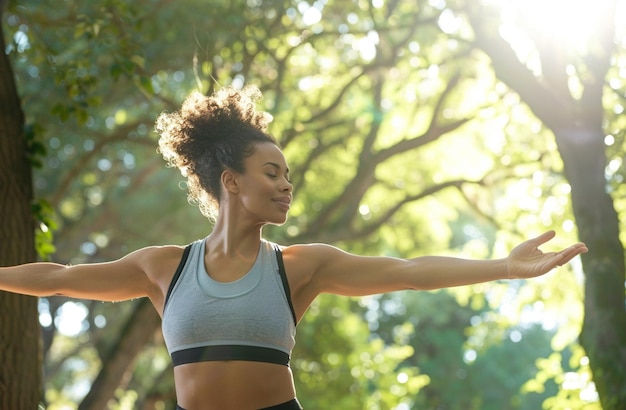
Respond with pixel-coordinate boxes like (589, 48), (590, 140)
(155, 85), (277, 220)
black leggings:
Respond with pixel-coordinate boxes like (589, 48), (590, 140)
(176, 398), (302, 410)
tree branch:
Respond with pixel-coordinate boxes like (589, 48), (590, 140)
(463, 3), (577, 130)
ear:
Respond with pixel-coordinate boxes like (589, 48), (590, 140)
(221, 169), (239, 194)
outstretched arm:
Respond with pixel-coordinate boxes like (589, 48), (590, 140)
(0, 246), (176, 302)
(297, 231), (587, 297)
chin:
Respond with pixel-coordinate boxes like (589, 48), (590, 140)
(268, 219), (288, 227)
(267, 215), (289, 226)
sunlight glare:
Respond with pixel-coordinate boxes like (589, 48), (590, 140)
(495, 0), (610, 51)
(528, 0), (600, 43)
(55, 301), (89, 337)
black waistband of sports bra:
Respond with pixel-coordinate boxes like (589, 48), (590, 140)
(171, 345), (291, 367)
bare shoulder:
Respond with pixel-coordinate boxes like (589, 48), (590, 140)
(129, 244), (189, 313)
(133, 244), (187, 261)
(281, 243), (348, 268)
(281, 242), (344, 258)
(279, 243), (346, 286)
(133, 244), (188, 280)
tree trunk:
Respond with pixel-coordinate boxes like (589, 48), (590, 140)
(556, 127), (626, 409)
(0, 4), (43, 409)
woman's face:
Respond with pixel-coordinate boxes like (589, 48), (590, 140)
(234, 142), (293, 225)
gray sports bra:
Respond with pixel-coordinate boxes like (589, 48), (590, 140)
(161, 238), (297, 367)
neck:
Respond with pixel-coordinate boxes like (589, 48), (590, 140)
(207, 212), (264, 257)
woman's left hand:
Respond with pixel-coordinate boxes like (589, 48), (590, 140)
(506, 230), (588, 279)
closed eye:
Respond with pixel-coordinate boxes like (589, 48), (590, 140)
(264, 162), (291, 183)
(268, 174), (291, 184)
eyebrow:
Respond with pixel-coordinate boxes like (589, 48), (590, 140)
(264, 162), (290, 174)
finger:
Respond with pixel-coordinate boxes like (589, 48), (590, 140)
(555, 243), (588, 265)
(530, 230), (556, 247)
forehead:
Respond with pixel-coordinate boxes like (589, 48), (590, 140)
(248, 142), (289, 169)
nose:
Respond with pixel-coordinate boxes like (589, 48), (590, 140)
(281, 178), (293, 193)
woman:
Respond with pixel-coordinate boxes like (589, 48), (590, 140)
(0, 86), (587, 410)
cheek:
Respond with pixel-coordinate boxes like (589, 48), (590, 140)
(247, 179), (273, 196)
(239, 185), (268, 207)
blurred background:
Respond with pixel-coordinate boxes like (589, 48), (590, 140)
(1, 0), (625, 409)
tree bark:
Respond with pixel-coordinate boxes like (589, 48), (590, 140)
(0, 4), (43, 409)
(467, 2), (626, 407)
(557, 127), (626, 409)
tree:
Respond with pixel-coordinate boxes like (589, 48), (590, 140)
(460, 1), (626, 407)
(0, 0), (42, 408)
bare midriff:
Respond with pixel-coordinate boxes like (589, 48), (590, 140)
(173, 360), (297, 410)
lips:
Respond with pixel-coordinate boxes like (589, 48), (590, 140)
(273, 197), (291, 210)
